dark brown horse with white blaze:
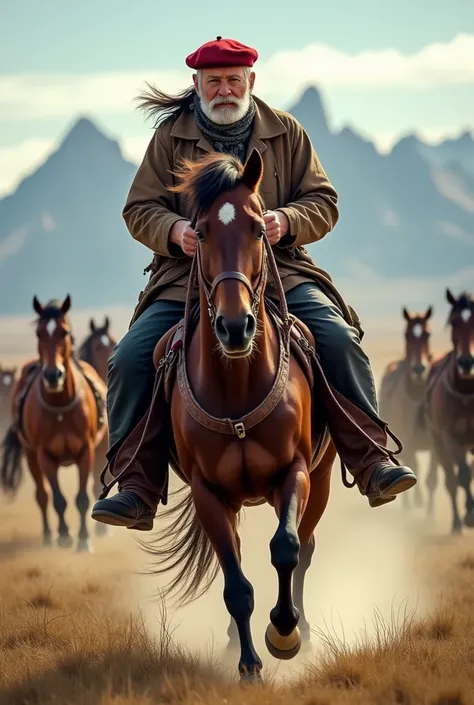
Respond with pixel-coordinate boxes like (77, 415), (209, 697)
(0, 295), (109, 551)
(144, 149), (336, 682)
(378, 306), (438, 513)
(78, 316), (116, 383)
(425, 289), (474, 534)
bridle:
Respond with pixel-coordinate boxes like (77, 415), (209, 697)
(184, 207), (291, 345)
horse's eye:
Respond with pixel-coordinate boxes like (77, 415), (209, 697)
(256, 227), (265, 240)
(196, 230), (205, 242)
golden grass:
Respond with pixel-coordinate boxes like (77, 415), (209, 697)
(1, 535), (474, 704)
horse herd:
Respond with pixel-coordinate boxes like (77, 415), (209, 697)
(0, 151), (472, 682)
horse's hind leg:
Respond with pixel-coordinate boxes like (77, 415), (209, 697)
(265, 459), (310, 661)
(293, 444), (334, 645)
(456, 450), (474, 528)
(75, 442), (94, 553)
(192, 473), (262, 682)
(25, 450), (52, 547)
(434, 435), (462, 534)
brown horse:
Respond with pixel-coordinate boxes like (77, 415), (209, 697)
(378, 306), (438, 513)
(0, 295), (109, 551)
(0, 364), (17, 434)
(425, 289), (474, 534)
(78, 316), (116, 383)
(140, 149), (339, 682)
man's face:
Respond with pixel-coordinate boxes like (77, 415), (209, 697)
(194, 67), (255, 125)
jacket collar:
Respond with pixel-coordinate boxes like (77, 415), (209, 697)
(169, 95), (287, 155)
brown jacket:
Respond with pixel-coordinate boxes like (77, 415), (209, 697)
(123, 95), (356, 329)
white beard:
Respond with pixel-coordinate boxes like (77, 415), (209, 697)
(199, 91), (251, 125)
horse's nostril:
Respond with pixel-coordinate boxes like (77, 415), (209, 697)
(215, 315), (228, 341)
(245, 314), (256, 338)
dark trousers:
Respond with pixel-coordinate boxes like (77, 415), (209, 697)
(106, 283), (378, 449)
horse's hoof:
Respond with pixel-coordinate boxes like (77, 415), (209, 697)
(76, 539), (93, 554)
(464, 512), (474, 528)
(452, 525), (462, 536)
(239, 669), (262, 684)
(43, 535), (53, 548)
(265, 623), (301, 660)
(57, 534), (74, 549)
(95, 523), (110, 538)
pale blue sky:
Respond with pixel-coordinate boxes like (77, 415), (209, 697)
(1, 0), (473, 194)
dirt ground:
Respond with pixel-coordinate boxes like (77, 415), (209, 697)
(1, 310), (473, 704)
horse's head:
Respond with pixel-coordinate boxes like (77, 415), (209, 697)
(171, 149), (265, 358)
(87, 315), (116, 379)
(402, 306), (433, 382)
(0, 365), (16, 396)
(446, 289), (474, 379)
(33, 294), (73, 393)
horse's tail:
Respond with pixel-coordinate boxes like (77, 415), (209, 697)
(0, 425), (24, 496)
(141, 487), (220, 607)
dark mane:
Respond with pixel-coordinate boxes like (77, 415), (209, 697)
(447, 291), (474, 324)
(38, 300), (68, 321)
(169, 152), (246, 213)
(135, 83), (196, 127)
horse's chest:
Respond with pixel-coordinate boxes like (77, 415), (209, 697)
(26, 411), (90, 461)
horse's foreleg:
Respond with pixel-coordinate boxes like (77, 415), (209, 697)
(426, 449), (438, 518)
(75, 441), (94, 553)
(265, 458), (310, 661)
(434, 435), (462, 534)
(293, 444), (334, 645)
(37, 450), (72, 549)
(456, 450), (474, 528)
(25, 450), (52, 547)
(191, 473), (262, 682)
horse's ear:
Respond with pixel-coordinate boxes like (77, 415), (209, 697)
(90, 318), (96, 333)
(104, 316), (110, 330)
(33, 296), (43, 316)
(61, 294), (71, 315)
(241, 149), (263, 193)
(425, 306), (433, 320)
(402, 307), (410, 321)
(446, 288), (457, 306)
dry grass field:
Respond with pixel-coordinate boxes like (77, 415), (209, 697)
(1, 309), (473, 704)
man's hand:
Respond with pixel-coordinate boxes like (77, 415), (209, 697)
(263, 210), (289, 245)
(169, 219), (197, 256)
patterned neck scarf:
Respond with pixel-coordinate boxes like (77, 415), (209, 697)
(192, 94), (256, 163)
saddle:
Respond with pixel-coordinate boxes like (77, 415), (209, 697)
(13, 358), (106, 444)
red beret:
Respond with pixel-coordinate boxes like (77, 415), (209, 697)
(186, 36), (258, 70)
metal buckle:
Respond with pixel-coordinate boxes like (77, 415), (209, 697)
(234, 422), (246, 439)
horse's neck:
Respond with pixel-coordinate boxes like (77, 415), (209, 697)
(195, 297), (276, 416)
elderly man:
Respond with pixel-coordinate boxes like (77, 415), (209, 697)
(91, 37), (416, 531)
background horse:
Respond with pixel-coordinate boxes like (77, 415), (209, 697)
(426, 289), (474, 534)
(145, 149), (336, 682)
(378, 306), (438, 513)
(78, 316), (116, 383)
(0, 364), (17, 436)
(0, 295), (109, 551)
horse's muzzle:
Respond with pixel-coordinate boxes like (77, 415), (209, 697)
(42, 366), (65, 392)
(410, 362), (428, 382)
(215, 312), (257, 357)
(457, 354), (474, 379)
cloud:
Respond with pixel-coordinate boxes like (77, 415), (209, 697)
(1, 34), (474, 121)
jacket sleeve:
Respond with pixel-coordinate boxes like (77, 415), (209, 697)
(276, 120), (339, 248)
(122, 127), (187, 258)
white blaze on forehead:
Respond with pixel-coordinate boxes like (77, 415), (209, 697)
(2, 374), (12, 386)
(412, 323), (423, 338)
(46, 319), (57, 337)
(218, 202), (236, 225)
(100, 334), (110, 346)
(461, 308), (472, 322)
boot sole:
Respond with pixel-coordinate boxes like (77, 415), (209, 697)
(91, 509), (153, 532)
(368, 475), (418, 508)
